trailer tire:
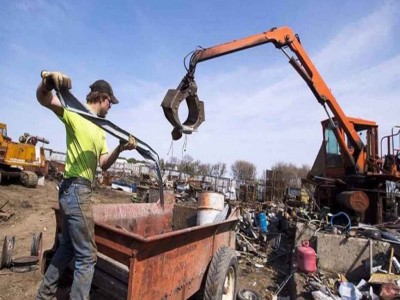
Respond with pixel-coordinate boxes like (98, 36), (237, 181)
(204, 246), (238, 300)
(237, 288), (261, 300)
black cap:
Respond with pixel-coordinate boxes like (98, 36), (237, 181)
(89, 80), (119, 104)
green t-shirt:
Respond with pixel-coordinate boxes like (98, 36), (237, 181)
(60, 109), (108, 182)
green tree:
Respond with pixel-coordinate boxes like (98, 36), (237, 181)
(127, 158), (137, 164)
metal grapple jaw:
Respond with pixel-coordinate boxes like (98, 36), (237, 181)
(161, 74), (205, 140)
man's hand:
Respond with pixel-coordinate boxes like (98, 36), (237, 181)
(119, 135), (137, 152)
(41, 70), (72, 91)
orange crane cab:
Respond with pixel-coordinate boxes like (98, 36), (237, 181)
(161, 26), (400, 224)
(0, 122), (49, 187)
(314, 117), (381, 179)
(311, 117), (400, 223)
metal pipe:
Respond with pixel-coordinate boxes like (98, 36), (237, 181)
(369, 239), (373, 276)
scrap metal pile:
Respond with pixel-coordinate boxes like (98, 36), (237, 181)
(291, 216), (400, 299)
(233, 199), (295, 298)
(232, 184), (400, 299)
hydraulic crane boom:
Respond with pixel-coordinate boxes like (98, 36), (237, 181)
(161, 25), (400, 224)
(191, 26), (364, 172)
(162, 26), (366, 173)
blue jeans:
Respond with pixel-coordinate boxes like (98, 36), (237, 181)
(36, 180), (97, 300)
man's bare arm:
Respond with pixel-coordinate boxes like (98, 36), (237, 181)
(36, 83), (64, 116)
(99, 145), (121, 171)
(99, 136), (137, 171)
(37, 71), (72, 117)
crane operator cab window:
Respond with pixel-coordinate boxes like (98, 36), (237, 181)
(0, 123), (12, 144)
(0, 124), (7, 138)
(325, 123), (344, 168)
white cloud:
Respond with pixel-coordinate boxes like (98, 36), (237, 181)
(314, 2), (398, 77)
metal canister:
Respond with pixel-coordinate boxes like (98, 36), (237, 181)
(296, 240), (317, 273)
(257, 212), (268, 233)
(196, 192), (224, 225)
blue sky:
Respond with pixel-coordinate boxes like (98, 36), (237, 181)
(1, 1), (399, 176)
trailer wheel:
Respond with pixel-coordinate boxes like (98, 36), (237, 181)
(204, 246), (238, 300)
(237, 288), (261, 300)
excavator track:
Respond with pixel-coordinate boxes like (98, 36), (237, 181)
(20, 171), (38, 188)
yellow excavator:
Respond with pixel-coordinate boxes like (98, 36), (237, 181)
(0, 122), (48, 188)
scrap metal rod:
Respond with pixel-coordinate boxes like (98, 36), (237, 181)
(274, 270), (294, 295)
(0, 200), (9, 211)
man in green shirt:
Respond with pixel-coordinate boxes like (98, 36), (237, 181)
(36, 71), (136, 300)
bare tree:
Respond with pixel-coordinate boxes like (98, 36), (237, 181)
(166, 156), (179, 170)
(271, 162), (310, 188)
(210, 162), (227, 191)
(191, 160), (202, 175)
(231, 160), (257, 181)
(211, 162), (227, 178)
(298, 164), (310, 180)
(177, 155), (195, 175)
(159, 158), (165, 170)
(197, 163), (212, 177)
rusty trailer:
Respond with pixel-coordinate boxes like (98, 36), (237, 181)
(42, 190), (239, 299)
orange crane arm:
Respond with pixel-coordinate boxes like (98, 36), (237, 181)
(188, 26), (365, 171)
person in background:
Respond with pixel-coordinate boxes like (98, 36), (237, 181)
(36, 71), (137, 300)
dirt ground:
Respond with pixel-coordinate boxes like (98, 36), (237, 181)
(0, 179), (287, 300)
